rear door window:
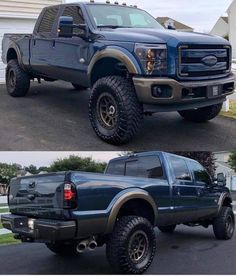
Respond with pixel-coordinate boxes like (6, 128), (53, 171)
(37, 7), (59, 35)
(106, 160), (125, 176)
(125, 156), (164, 179)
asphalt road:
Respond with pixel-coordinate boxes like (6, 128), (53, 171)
(0, 225), (235, 275)
(0, 81), (236, 151)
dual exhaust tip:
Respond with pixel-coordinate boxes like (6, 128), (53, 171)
(76, 239), (97, 253)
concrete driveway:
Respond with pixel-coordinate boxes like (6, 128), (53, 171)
(0, 81), (236, 151)
(0, 225), (235, 275)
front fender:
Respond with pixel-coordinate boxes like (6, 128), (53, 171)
(105, 188), (158, 234)
(88, 46), (142, 85)
(217, 192), (232, 213)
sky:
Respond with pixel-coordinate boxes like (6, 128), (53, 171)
(0, 152), (121, 167)
(66, 0), (233, 32)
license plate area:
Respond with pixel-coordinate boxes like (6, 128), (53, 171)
(207, 85), (222, 98)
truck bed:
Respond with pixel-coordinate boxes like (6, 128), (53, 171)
(2, 33), (32, 65)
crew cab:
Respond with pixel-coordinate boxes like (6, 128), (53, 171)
(1, 152), (235, 274)
(2, 2), (235, 145)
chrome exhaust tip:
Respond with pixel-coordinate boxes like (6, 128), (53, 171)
(76, 242), (87, 253)
(88, 240), (97, 251)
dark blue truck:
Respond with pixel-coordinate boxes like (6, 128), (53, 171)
(1, 152), (235, 274)
(1, 2), (235, 145)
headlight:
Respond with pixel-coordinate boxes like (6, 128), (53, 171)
(135, 44), (167, 75)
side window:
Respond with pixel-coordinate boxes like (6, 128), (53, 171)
(38, 7), (59, 35)
(125, 156), (164, 179)
(189, 161), (211, 185)
(106, 161), (125, 176)
(62, 6), (85, 35)
(169, 156), (191, 181)
(125, 160), (138, 177)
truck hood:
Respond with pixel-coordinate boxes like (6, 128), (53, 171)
(98, 28), (229, 46)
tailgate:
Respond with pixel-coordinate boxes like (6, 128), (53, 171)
(8, 173), (67, 219)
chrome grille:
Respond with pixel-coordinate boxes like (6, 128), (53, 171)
(178, 45), (231, 79)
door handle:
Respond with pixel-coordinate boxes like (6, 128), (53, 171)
(197, 189), (203, 197)
(52, 40), (56, 47)
(33, 39), (36, 46)
(176, 187), (181, 197)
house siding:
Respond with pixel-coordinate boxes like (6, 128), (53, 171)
(0, 0), (63, 18)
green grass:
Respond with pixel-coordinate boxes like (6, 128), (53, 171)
(0, 222), (3, 229)
(221, 100), (236, 119)
(0, 208), (9, 214)
(0, 234), (20, 246)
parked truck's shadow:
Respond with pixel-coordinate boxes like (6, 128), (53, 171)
(1, 81), (235, 151)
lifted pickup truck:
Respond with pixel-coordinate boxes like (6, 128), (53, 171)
(1, 152), (235, 274)
(2, 2), (235, 145)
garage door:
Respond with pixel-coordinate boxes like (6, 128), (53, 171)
(0, 17), (36, 82)
(232, 176), (236, 191)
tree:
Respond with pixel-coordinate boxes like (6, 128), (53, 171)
(174, 152), (216, 177)
(24, 165), (38, 174)
(24, 165), (49, 174)
(229, 151), (236, 172)
(0, 163), (18, 185)
(49, 155), (107, 173)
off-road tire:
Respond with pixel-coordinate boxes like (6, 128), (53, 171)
(46, 241), (79, 256)
(158, 225), (176, 233)
(6, 59), (30, 97)
(213, 206), (235, 240)
(89, 76), (143, 145)
(106, 216), (156, 274)
(178, 103), (223, 123)
(71, 83), (87, 90)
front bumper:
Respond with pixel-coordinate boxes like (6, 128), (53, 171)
(133, 74), (235, 111)
(1, 214), (76, 242)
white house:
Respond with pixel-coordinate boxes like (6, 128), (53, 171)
(214, 151), (236, 191)
(156, 17), (194, 32)
(210, 0), (236, 59)
(0, 0), (64, 82)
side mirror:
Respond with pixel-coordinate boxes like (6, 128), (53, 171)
(217, 173), (226, 187)
(58, 16), (74, 38)
(58, 16), (87, 39)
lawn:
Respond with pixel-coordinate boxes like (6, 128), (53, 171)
(0, 222), (3, 229)
(0, 234), (20, 246)
(221, 100), (236, 119)
(0, 208), (9, 214)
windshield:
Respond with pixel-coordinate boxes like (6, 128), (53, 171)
(86, 4), (164, 29)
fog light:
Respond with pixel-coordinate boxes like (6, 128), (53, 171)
(152, 85), (172, 98)
(28, 219), (35, 230)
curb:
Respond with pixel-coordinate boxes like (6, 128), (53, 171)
(0, 229), (11, 235)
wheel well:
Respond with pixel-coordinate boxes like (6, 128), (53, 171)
(90, 57), (129, 86)
(222, 197), (232, 208)
(7, 48), (18, 63)
(117, 199), (155, 226)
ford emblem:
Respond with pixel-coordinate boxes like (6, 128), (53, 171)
(201, 55), (218, 67)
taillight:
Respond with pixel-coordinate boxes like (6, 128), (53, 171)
(63, 183), (77, 209)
